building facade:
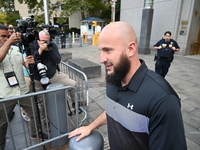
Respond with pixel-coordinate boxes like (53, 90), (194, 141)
(120, 0), (200, 55)
(14, 0), (82, 29)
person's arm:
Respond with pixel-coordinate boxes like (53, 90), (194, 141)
(172, 47), (180, 51)
(172, 40), (180, 51)
(153, 45), (162, 50)
(37, 41), (61, 64)
(68, 111), (107, 141)
(0, 32), (21, 62)
(47, 43), (61, 64)
(23, 55), (35, 68)
(153, 40), (162, 50)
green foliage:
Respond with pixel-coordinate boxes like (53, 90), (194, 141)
(0, 10), (20, 26)
(0, 0), (121, 27)
(18, 0), (40, 9)
(34, 14), (45, 25)
(60, 27), (80, 35)
(6, 11), (21, 26)
(57, 0), (93, 24)
(0, 0), (15, 11)
(87, 0), (106, 17)
(0, 12), (7, 24)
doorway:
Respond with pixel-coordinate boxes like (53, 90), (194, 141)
(191, 20), (200, 55)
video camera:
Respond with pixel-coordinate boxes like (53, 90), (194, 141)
(41, 23), (57, 39)
(16, 16), (49, 85)
(16, 15), (38, 42)
(16, 15), (38, 55)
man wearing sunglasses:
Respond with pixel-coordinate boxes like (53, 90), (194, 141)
(0, 25), (44, 149)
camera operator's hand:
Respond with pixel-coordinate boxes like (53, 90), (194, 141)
(23, 55), (35, 69)
(7, 32), (21, 45)
(38, 40), (51, 55)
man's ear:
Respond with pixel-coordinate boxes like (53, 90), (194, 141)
(127, 42), (136, 57)
(37, 40), (40, 45)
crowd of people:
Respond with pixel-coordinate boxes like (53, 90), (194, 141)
(0, 22), (186, 150)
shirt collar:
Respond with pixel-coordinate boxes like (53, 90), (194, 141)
(119, 59), (148, 92)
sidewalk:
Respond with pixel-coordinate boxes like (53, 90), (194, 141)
(6, 44), (200, 150)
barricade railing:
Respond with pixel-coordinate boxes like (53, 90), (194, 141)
(1, 62), (89, 149)
(59, 61), (89, 126)
(1, 86), (78, 150)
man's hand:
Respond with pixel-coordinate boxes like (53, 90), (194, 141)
(23, 55), (35, 68)
(153, 46), (162, 50)
(0, 32), (22, 63)
(172, 46), (176, 51)
(68, 126), (92, 142)
(68, 111), (107, 142)
(7, 32), (21, 45)
(37, 40), (51, 54)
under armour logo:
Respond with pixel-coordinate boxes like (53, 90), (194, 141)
(127, 103), (134, 110)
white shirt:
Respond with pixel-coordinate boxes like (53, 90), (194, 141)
(0, 46), (28, 98)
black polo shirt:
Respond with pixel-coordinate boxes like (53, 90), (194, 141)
(106, 59), (187, 150)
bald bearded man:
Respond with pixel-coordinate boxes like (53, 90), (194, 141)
(68, 22), (187, 150)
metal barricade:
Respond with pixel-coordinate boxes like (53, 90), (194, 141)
(0, 63), (89, 150)
(59, 61), (89, 126)
(0, 86), (78, 150)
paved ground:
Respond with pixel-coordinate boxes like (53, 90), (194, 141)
(6, 43), (200, 150)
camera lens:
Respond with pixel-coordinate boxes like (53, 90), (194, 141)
(22, 33), (35, 42)
(44, 41), (54, 49)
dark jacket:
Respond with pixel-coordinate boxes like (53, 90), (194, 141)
(30, 41), (61, 81)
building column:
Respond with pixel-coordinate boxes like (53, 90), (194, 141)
(138, 0), (154, 55)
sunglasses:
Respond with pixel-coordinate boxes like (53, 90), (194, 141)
(0, 35), (10, 38)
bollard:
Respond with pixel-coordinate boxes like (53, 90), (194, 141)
(46, 83), (68, 148)
(79, 35), (83, 47)
(69, 130), (104, 150)
(75, 33), (78, 38)
(68, 33), (72, 48)
(55, 36), (60, 49)
(72, 32), (75, 43)
(92, 32), (100, 46)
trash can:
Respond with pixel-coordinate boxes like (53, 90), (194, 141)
(69, 130), (104, 150)
(46, 83), (68, 148)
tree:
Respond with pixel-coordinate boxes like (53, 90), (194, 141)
(57, 0), (93, 24)
(87, 0), (107, 17)
(0, 0), (121, 26)
(0, 0), (15, 12)
(0, 0), (21, 26)
(0, 12), (7, 24)
(6, 11), (21, 26)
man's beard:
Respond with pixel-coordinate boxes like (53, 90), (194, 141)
(106, 54), (131, 85)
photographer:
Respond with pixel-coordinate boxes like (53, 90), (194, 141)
(30, 30), (77, 130)
(8, 25), (15, 35)
(0, 25), (48, 149)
